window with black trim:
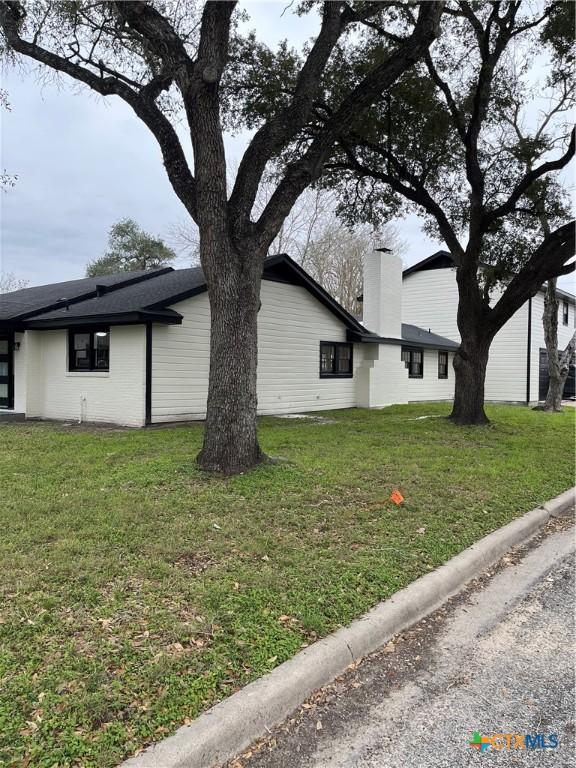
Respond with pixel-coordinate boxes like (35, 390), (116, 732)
(562, 301), (569, 326)
(69, 328), (110, 371)
(401, 346), (424, 378)
(438, 351), (448, 379)
(320, 342), (353, 378)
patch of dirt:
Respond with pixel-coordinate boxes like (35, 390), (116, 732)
(174, 552), (217, 575)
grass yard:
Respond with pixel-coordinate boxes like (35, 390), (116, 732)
(0, 403), (574, 767)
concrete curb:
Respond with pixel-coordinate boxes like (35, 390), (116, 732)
(541, 486), (575, 518)
(121, 488), (574, 768)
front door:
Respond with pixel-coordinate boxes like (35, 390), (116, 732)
(0, 333), (14, 409)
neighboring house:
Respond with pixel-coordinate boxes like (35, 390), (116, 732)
(401, 251), (576, 404)
(0, 252), (457, 426)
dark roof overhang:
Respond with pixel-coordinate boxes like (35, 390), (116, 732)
(347, 328), (460, 352)
(25, 309), (182, 330)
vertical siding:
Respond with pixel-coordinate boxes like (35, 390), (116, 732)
(151, 280), (364, 422)
(24, 326), (146, 426)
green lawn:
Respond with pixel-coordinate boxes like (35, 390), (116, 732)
(0, 403), (574, 767)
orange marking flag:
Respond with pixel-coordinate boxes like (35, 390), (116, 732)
(390, 490), (405, 505)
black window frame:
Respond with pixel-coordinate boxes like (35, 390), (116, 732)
(562, 301), (569, 326)
(401, 346), (424, 379)
(68, 327), (110, 372)
(438, 350), (448, 379)
(319, 341), (353, 378)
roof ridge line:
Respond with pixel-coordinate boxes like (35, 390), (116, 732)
(13, 266), (174, 321)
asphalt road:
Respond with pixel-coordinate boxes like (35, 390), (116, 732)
(233, 523), (575, 768)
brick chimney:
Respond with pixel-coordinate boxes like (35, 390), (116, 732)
(362, 248), (402, 339)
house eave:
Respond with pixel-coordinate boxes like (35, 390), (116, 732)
(24, 310), (183, 330)
(348, 329), (460, 351)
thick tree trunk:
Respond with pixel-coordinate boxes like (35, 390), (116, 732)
(196, 243), (266, 474)
(542, 279), (563, 411)
(449, 340), (490, 425)
(449, 253), (493, 425)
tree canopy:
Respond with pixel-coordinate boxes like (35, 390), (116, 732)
(0, 0), (444, 472)
(255, 0), (574, 424)
(86, 218), (177, 277)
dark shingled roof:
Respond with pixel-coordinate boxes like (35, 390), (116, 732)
(0, 255), (369, 336)
(348, 323), (459, 351)
(0, 267), (172, 322)
(401, 323), (459, 350)
(27, 266), (206, 324)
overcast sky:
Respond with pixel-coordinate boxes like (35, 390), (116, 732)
(0, 2), (572, 294)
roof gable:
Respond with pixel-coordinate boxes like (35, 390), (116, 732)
(403, 251), (575, 305)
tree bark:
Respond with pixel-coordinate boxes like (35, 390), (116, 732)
(196, 240), (266, 473)
(449, 256), (493, 425)
(542, 279), (563, 411)
(542, 277), (576, 412)
(450, 339), (491, 425)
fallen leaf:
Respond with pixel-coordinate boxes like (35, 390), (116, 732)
(383, 642), (395, 653)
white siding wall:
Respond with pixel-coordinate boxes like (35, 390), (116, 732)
(402, 269), (460, 339)
(13, 331), (27, 412)
(401, 268), (564, 403)
(406, 349), (455, 401)
(151, 280), (364, 422)
(21, 326), (146, 426)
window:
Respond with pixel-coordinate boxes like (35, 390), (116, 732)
(562, 301), (569, 326)
(401, 346), (424, 378)
(320, 342), (353, 378)
(438, 351), (448, 379)
(69, 328), (110, 371)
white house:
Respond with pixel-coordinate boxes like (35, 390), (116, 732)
(0, 252), (458, 425)
(0, 250), (572, 426)
(401, 251), (575, 405)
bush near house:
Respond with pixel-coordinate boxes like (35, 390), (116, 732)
(0, 403), (573, 767)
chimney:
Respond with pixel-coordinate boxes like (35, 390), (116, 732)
(362, 247), (402, 338)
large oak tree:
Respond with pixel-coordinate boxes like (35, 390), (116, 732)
(312, 0), (574, 424)
(0, 0), (443, 471)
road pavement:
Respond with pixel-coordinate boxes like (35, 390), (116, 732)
(232, 523), (575, 768)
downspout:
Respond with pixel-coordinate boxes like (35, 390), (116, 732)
(526, 296), (532, 405)
(145, 322), (152, 425)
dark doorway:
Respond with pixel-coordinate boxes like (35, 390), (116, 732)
(0, 333), (14, 409)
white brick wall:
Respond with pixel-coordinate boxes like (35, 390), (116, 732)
(20, 326), (146, 426)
